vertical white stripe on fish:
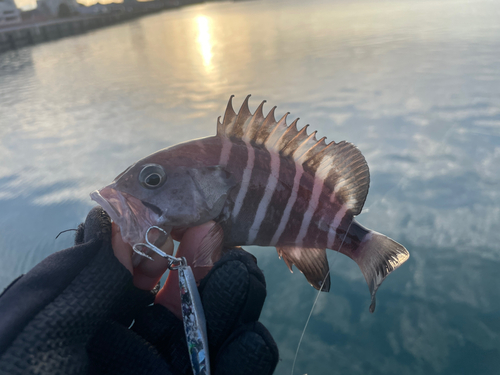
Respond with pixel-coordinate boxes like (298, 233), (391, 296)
(315, 154), (333, 181)
(219, 137), (232, 167)
(270, 164), (304, 246)
(296, 177), (324, 246)
(232, 139), (255, 219)
(327, 204), (348, 249)
(247, 150), (281, 244)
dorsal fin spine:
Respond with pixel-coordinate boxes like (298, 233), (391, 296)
(243, 114), (258, 140)
(298, 136), (328, 165)
(265, 112), (289, 148)
(294, 130), (318, 161)
(231, 95), (252, 139)
(289, 117), (300, 128)
(274, 116), (299, 151)
(254, 100), (266, 120)
(221, 95), (236, 137)
(244, 100), (267, 141)
(282, 125), (309, 157)
(254, 106), (277, 145)
(278, 118), (300, 157)
(217, 116), (223, 135)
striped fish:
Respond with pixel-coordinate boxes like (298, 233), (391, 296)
(91, 96), (409, 312)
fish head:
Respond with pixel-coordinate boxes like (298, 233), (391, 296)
(91, 152), (234, 246)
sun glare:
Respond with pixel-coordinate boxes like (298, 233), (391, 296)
(196, 16), (213, 70)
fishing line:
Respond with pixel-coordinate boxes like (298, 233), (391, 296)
(291, 220), (353, 375)
(55, 228), (77, 239)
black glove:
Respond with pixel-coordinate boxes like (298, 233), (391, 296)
(0, 207), (279, 375)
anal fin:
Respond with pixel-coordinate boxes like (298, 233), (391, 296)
(277, 246), (330, 292)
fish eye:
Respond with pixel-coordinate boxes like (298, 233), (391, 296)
(139, 164), (166, 189)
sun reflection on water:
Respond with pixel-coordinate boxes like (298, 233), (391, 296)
(196, 16), (213, 71)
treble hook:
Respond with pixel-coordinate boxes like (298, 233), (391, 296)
(132, 226), (184, 269)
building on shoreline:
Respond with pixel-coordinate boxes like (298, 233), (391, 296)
(37, 0), (80, 18)
(0, 0), (200, 54)
(0, 0), (21, 26)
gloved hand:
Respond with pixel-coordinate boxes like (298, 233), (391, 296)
(0, 207), (279, 375)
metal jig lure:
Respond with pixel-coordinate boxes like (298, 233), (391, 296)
(133, 226), (211, 375)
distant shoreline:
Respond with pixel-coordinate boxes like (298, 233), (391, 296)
(0, 0), (202, 54)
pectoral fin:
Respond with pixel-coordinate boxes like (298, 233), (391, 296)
(276, 246), (330, 292)
(193, 222), (225, 267)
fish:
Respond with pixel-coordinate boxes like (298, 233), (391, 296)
(91, 95), (409, 312)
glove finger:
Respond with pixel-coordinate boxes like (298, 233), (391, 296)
(88, 320), (173, 375)
(75, 206), (113, 245)
(131, 304), (191, 375)
(111, 283), (159, 327)
(200, 248), (267, 351)
(214, 322), (279, 375)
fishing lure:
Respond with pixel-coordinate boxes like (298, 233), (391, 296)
(91, 95), (409, 312)
(134, 226), (210, 375)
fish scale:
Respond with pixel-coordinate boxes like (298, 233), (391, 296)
(91, 95), (410, 313)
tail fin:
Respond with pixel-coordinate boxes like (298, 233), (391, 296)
(349, 231), (409, 313)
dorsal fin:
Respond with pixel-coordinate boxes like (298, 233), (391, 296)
(217, 96), (370, 215)
(305, 140), (370, 215)
(218, 95), (236, 136)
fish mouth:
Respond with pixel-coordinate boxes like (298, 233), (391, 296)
(90, 186), (168, 246)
